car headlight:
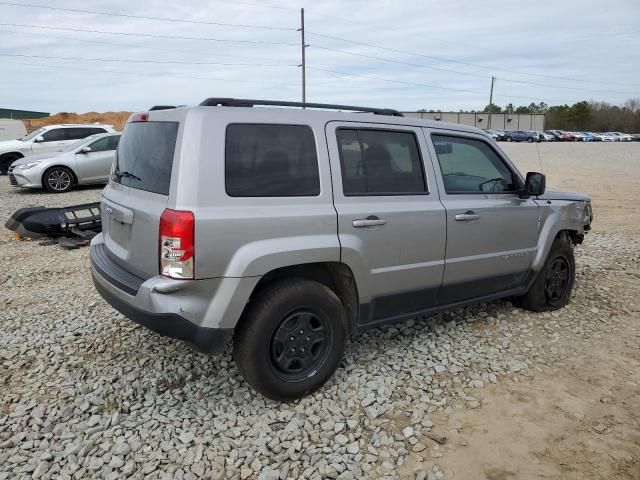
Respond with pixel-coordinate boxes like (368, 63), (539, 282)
(16, 162), (41, 170)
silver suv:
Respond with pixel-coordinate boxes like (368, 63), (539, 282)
(90, 99), (593, 400)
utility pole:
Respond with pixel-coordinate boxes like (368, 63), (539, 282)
(488, 75), (495, 129)
(299, 8), (306, 105)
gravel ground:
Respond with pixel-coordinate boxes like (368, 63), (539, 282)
(1, 146), (638, 480)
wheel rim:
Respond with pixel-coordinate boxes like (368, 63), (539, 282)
(269, 309), (333, 381)
(48, 170), (71, 191)
(544, 256), (570, 303)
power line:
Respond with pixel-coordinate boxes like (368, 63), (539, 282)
(0, 29), (288, 63)
(308, 65), (549, 101)
(3, 60), (300, 88)
(306, 30), (640, 88)
(309, 44), (640, 96)
(0, 53), (297, 67)
(0, 1), (296, 31)
(0, 22), (298, 46)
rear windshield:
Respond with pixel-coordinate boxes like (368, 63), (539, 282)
(113, 122), (179, 195)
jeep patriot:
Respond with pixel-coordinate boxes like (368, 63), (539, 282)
(90, 98), (593, 400)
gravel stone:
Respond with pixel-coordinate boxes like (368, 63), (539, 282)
(0, 180), (634, 479)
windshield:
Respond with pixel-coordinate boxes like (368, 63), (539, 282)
(20, 128), (45, 141)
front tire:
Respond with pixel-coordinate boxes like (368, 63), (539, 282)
(233, 278), (348, 401)
(0, 153), (22, 175)
(506, 137), (513, 142)
(43, 166), (74, 193)
(517, 235), (575, 312)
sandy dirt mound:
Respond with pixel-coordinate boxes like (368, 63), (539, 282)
(25, 111), (132, 132)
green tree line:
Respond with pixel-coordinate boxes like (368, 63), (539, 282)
(483, 99), (640, 132)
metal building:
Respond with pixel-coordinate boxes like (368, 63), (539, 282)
(0, 108), (50, 120)
(403, 111), (545, 131)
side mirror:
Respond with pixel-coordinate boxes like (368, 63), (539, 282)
(524, 172), (546, 197)
(80, 146), (92, 154)
(34, 136), (44, 143)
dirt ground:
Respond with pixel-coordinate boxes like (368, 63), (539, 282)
(400, 142), (640, 480)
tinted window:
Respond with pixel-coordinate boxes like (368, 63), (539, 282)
(225, 124), (319, 197)
(114, 122), (179, 195)
(337, 129), (426, 195)
(431, 134), (516, 194)
(88, 137), (112, 152)
(42, 128), (65, 142)
(65, 128), (91, 140)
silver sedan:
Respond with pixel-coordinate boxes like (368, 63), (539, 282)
(9, 133), (120, 193)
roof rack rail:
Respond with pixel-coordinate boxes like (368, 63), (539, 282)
(149, 105), (177, 111)
(198, 98), (403, 117)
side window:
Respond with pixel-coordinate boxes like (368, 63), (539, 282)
(225, 124), (320, 197)
(88, 128), (107, 135)
(88, 137), (111, 152)
(66, 128), (90, 140)
(336, 128), (426, 195)
(431, 134), (517, 194)
(41, 128), (65, 142)
(108, 136), (120, 150)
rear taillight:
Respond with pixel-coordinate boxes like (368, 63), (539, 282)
(159, 209), (195, 279)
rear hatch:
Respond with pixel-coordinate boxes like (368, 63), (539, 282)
(101, 115), (180, 279)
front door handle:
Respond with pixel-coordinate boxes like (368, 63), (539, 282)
(455, 211), (480, 221)
(353, 215), (387, 228)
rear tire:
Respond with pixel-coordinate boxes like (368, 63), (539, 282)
(43, 166), (75, 193)
(527, 137), (533, 143)
(233, 278), (348, 401)
(506, 137), (513, 142)
(517, 235), (575, 312)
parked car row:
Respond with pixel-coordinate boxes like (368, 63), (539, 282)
(484, 129), (638, 142)
(0, 123), (119, 192)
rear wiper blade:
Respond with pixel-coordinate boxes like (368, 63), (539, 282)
(113, 168), (142, 182)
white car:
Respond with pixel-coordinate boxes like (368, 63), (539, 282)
(596, 132), (616, 141)
(610, 131), (633, 142)
(534, 131), (555, 141)
(9, 133), (120, 192)
(0, 123), (115, 174)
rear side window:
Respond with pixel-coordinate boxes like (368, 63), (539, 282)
(114, 122), (179, 195)
(225, 124), (320, 197)
(336, 128), (426, 195)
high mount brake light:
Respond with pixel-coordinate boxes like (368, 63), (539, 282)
(129, 112), (148, 122)
(159, 209), (195, 279)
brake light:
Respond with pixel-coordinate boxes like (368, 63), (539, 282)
(159, 209), (195, 279)
(129, 112), (148, 123)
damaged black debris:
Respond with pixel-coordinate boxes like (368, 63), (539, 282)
(5, 202), (102, 249)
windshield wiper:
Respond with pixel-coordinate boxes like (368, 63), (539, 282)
(113, 168), (142, 182)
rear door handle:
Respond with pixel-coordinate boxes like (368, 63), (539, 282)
(455, 211), (480, 221)
(353, 215), (387, 228)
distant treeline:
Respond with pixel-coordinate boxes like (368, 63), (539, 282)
(482, 99), (640, 132)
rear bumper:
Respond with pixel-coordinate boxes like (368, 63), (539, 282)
(90, 235), (257, 353)
(92, 276), (232, 353)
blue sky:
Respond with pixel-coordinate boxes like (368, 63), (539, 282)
(1, 0), (639, 113)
